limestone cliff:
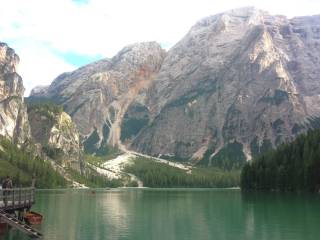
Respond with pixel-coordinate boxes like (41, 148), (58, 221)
(0, 42), (30, 144)
(133, 8), (320, 167)
(31, 42), (166, 153)
(31, 8), (320, 168)
(27, 104), (83, 170)
(0, 41), (83, 170)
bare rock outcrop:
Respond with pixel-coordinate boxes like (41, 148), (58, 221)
(0, 42), (83, 171)
(27, 105), (83, 170)
(31, 8), (320, 168)
(0, 42), (30, 144)
(132, 8), (320, 167)
(31, 42), (166, 153)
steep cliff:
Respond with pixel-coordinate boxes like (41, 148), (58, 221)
(132, 8), (320, 168)
(31, 42), (166, 153)
(27, 103), (83, 170)
(31, 8), (320, 168)
(0, 42), (30, 144)
(0, 42), (69, 188)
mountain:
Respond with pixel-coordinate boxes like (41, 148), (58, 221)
(0, 42), (89, 187)
(132, 8), (320, 167)
(27, 103), (83, 171)
(0, 42), (30, 144)
(0, 42), (84, 171)
(30, 42), (166, 153)
(31, 8), (320, 168)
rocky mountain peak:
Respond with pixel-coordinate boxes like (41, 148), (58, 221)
(30, 85), (49, 97)
(112, 41), (165, 65)
(38, 41), (165, 99)
(191, 7), (266, 33)
(131, 9), (320, 166)
(0, 42), (24, 99)
(30, 9), (320, 169)
(0, 42), (29, 144)
(0, 42), (20, 74)
(30, 41), (166, 151)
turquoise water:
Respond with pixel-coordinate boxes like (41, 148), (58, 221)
(1, 189), (320, 240)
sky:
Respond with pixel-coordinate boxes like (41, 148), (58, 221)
(0, 0), (319, 96)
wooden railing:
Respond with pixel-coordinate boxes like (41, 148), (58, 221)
(0, 187), (35, 210)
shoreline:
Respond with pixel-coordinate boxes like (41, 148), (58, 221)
(36, 187), (241, 191)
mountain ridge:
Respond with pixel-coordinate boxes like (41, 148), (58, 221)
(30, 8), (320, 168)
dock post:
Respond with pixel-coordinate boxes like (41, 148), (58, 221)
(18, 188), (21, 206)
(12, 189), (15, 208)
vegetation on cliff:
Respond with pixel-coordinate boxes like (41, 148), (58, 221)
(0, 138), (67, 188)
(27, 102), (63, 121)
(0, 137), (123, 188)
(241, 130), (320, 192)
(198, 142), (247, 170)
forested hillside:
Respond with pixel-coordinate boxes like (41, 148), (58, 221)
(125, 157), (240, 188)
(0, 138), (67, 188)
(241, 130), (320, 192)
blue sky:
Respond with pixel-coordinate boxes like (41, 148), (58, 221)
(73, 0), (89, 4)
(0, 0), (319, 95)
(57, 52), (103, 66)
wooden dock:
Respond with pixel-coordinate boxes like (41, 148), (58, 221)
(0, 187), (43, 238)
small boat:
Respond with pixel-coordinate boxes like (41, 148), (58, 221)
(24, 211), (43, 225)
(0, 222), (9, 234)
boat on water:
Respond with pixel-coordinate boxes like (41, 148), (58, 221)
(24, 211), (43, 225)
(0, 222), (9, 234)
(0, 217), (11, 235)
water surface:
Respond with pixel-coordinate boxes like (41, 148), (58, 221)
(1, 189), (319, 240)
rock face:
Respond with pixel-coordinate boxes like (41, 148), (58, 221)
(0, 42), (30, 144)
(30, 85), (49, 96)
(134, 8), (320, 164)
(31, 42), (166, 152)
(31, 8), (320, 167)
(0, 41), (83, 172)
(27, 105), (83, 170)
(133, 8), (320, 166)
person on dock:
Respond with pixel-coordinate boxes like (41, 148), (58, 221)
(31, 174), (36, 188)
(2, 176), (12, 207)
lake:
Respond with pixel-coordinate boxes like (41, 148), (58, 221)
(1, 189), (319, 240)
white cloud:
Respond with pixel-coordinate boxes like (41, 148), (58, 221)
(0, 0), (319, 95)
(13, 41), (76, 96)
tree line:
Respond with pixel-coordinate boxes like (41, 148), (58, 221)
(125, 157), (240, 188)
(241, 130), (320, 192)
(0, 138), (67, 188)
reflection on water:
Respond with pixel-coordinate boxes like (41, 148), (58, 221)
(241, 192), (320, 240)
(1, 189), (319, 240)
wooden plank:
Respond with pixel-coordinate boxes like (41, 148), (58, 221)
(0, 210), (43, 239)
